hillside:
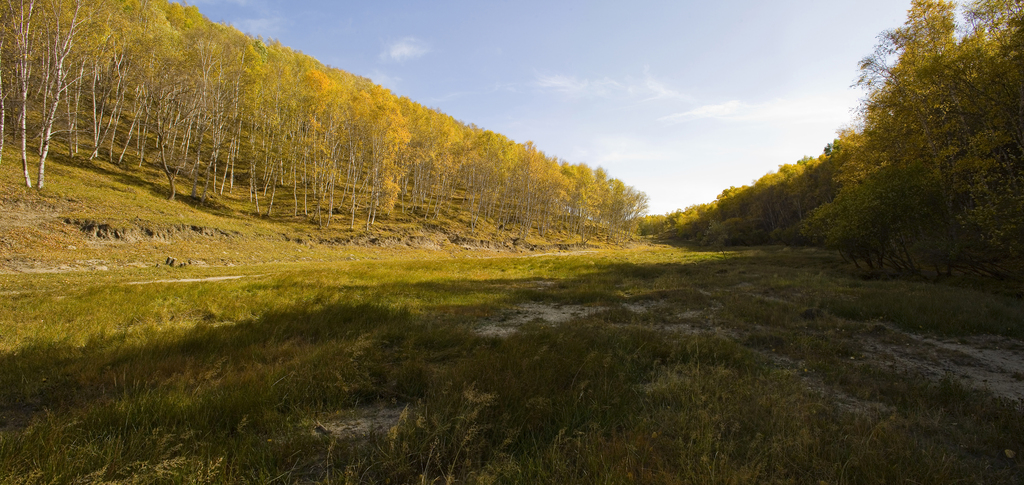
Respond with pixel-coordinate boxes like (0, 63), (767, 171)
(0, 143), (631, 274)
(0, 0), (647, 272)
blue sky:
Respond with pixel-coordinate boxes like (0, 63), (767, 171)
(192, 0), (914, 214)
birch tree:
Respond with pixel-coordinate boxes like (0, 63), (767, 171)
(34, 0), (84, 188)
(5, 0), (36, 186)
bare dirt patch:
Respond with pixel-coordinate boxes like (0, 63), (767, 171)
(622, 300), (665, 313)
(475, 302), (603, 337)
(314, 405), (407, 440)
(707, 284), (1024, 405)
(859, 325), (1024, 403)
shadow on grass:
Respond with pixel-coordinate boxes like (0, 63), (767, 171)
(48, 154), (249, 220)
(1, 253), (1023, 482)
(5, 252), (1024, 422)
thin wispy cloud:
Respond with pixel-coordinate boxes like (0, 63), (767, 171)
(536, 70), (691, 102)
(490, 82), (518, 93)
(658, 95), (858, 124)
(659, 100), (743, 122)
(535, 74), (622, 98)
(382, 37), (430, 62)
(637, 66), (692, 102)
(640, 77), (690, 101)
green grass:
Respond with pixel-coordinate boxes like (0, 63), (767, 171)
(1, 244), (1022, 483)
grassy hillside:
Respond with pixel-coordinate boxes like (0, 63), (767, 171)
(2, 0), (648, 256)
(0, 145), (614, 275)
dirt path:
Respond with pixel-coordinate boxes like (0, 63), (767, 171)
(124, 275), (263, 285)
(523, 250), (599, 258)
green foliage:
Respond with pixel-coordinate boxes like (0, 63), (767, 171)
(666, 153), (839, 247)
(804, 0), (1024, 276)
(672, 0), (1024, 277)
(806, 163), (945, 271)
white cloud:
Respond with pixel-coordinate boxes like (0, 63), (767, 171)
(658, 94), (859, 124)
(382, 37), (430, 62)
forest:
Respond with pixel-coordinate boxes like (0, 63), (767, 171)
(646, 0), (1024, 278)
(0, 0), (648, 243)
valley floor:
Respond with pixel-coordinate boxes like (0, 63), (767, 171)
(1, 243), (1022, 483)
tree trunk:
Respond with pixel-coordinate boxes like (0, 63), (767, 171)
(20, 86), (31, 187)
(0, 40), (5, 167)
(11, 0), (36, 187)
(158, 132), (178, 201)
(36, 0), (84, 188)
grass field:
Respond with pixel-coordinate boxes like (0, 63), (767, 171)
(1, 242), (1022, 484)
